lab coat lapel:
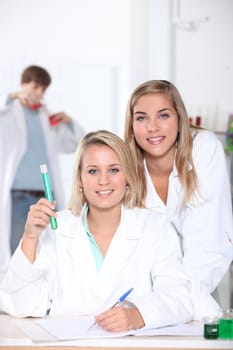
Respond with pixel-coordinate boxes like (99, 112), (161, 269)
(167, 168), (182, 215)
(60, 217), (99, 286)
(144, 158), (183, 216)
(144, 162), (165, 212)
(144, 158), (183, 237)
(97, 207), (140, 283)
(2, 101), (26, 191)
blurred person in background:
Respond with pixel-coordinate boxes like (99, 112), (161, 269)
(0, 65), (84, 281)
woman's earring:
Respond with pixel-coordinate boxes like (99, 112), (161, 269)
(126, 185), (129, 191)
(79, 187), (83, 193)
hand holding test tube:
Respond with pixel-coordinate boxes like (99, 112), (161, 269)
(40, 164), (57, 230)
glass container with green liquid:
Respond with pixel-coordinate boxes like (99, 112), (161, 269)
(218, 309), (233, 339)
(203, 316), (219, 339)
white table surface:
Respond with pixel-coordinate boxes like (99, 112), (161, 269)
(0, 314), (233, 349)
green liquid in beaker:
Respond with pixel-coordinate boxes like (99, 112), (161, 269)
(219, 318), (233, 339)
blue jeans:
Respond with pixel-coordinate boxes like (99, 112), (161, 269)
(10, 191), (42, 254)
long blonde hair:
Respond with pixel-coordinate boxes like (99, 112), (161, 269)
(68, 130), (143, 215)
(124, 80), (198, 208)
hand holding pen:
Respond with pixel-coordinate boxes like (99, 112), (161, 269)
(89, 288), (134, 330)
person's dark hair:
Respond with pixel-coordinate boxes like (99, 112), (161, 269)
(21, 65), (51, 87)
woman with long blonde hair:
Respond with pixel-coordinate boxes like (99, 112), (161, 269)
(125, 80), (233, 320)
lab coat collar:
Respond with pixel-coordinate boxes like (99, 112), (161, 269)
(57, 205), (140, 240)
(56, 206), (141, 286)
(172, 147), (193, 175)
(55, 209), (84, 238)
(143, 157), (184, 214)
(97, 208), (141, 284)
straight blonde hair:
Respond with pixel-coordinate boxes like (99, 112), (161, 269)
(68, 130), (143, 215)
(124, 80), (199, 208)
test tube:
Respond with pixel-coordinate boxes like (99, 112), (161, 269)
(40, 164), (57, 230)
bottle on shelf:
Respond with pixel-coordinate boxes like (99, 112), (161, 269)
(195, 115), (202, 127)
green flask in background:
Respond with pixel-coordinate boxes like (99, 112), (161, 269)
(226, 114), (233, 153)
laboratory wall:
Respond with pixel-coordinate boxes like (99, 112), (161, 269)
(148, 0), (233, 132)
(1, 0), (232, 133)
(174, 0), (233, 131)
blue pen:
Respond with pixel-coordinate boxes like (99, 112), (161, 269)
(110, 288), (134, 308)
(89, 287), (134, 329)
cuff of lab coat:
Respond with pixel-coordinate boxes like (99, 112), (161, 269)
(128, 296), (164, 328)
(191, 292), (222, 320)
(129, 291), (192, 329)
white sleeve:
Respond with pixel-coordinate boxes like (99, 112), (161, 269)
(0, 233), (55, 318)
(181, 131), (233, 318)
(130, 217), (193, 328)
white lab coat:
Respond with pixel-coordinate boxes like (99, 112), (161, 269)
(0, 206), (193, 328)
(145, 130), (233, 320)
(0, 100), (84, 281)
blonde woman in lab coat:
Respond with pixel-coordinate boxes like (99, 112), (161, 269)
(0, 130), (193, 331)
(124, 80), (233, 320)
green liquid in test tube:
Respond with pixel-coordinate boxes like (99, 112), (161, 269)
(40, 164), (57, 230)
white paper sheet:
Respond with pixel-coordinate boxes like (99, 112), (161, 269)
(135, 323), (203, 336)
(36, 315), (134, 340)
(36, 316), (203, 341)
